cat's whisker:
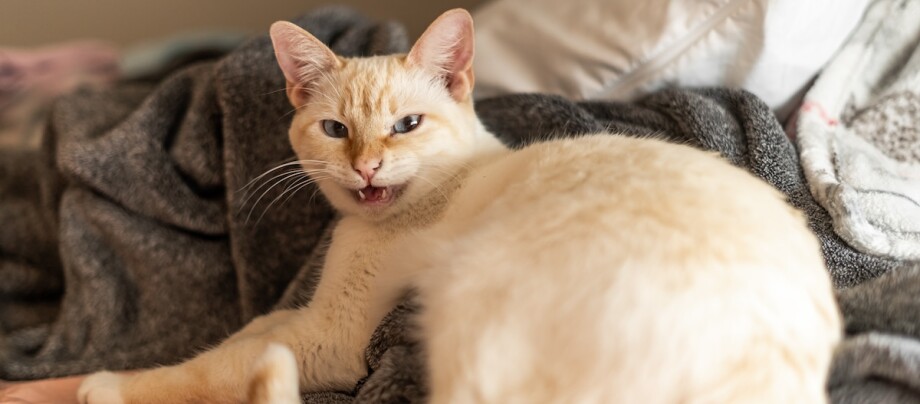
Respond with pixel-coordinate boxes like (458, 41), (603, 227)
(294, 159), (333, 165)
(277, 177), (327, 210)
(264, 84), (315, 97)
(240, 168), (302, 197)
(262, 87), (290, 96)
(238, 169), (308, 212)
(278, 92), (338, 120)
(253, 176), (329, 226)
(279, 105), (310, 121)
(238, 158), (333, 195)
(280, 178), (322, 207)
(314, 68), (343, 99)
(301, 165), (342, 177)
(307, 185), (325, 206)
(238, 159), (311, 192)
(300, 167), (336, 176)
(300, 171), (336, 180)
(313, 86), (339, 105)
(412, 173), (451, 203)
(243, 170), (311, 222)
(245, 175), (330, 226)
(301, 167), (336, 174)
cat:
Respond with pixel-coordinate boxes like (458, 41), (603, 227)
(77, 8), (841, 404)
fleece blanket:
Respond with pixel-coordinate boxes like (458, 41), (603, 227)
(796, 0), (920, 260)
(0, 6), (915, 403)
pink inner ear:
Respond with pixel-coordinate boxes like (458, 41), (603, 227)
(408, 9), (475, 100)
(269, 21), (338, 105)
(270, 22), (308, 85)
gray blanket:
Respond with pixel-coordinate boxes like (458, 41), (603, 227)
(0, 7), (917, 403)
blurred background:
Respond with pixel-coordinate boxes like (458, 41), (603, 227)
(0, 0), (490, 149)
(1, 0), (489, 47)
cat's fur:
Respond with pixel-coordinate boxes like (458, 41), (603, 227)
(78, 9), (841, 404)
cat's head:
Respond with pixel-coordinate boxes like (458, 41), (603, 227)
(270, 9), (485, 221)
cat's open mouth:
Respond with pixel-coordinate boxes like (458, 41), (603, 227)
(354, 184), (405, 206)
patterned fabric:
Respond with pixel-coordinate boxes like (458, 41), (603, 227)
(796, 0), (920, 260)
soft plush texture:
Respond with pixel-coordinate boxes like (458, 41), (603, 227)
(830, 262), (920, 404)
(0, 6), (915, 403)
(795, 0), (920, 261)
(0, 6), (406, 380)
(472, 0), (870, 120)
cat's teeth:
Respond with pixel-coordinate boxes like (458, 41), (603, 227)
(381, 188), (388, 199)
(357, 190), (366, 200)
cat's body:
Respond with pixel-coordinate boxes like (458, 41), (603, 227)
(412, 135), (838, 403)
(78, 9), (840, 404)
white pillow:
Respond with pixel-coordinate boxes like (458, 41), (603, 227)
(473, 0), (870, 120)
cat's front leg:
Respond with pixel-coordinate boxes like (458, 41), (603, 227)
(78, 372), (129, 404)
(77, 310), (296, 404)
(77, 306), (370, 404)
(77, 347), (263, 404)
(78, 365), (202, 404)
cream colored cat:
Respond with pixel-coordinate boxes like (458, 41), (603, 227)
(78, 9), (841, 404)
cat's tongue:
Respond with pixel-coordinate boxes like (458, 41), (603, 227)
(358, 186), (388, 203)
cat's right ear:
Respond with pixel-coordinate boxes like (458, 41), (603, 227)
(269, 21), (339, 107)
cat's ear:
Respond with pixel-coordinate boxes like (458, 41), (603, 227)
(407, 9), (475, 102)
(269, 21), (339, 107)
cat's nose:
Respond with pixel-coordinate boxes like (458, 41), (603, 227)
(353, 158), (382, 183)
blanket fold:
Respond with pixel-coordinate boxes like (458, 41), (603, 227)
(0, 7), (408, 380)
(796, 0), (920, 260)
(0, 6), (916, 404)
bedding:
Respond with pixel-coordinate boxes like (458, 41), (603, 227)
(0, 6), (916, 403)
(472, 0), (870, 121)
(795, 0), (920, 261)
(830, 262), (920, 404)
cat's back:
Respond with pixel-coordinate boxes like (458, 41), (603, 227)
(416, 134), (840, 404)
(434, 134), (825, 285)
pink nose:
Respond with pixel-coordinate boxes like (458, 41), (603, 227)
(353, 158), (381, 182)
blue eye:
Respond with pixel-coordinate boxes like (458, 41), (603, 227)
(393, 114), (422, 134)
(321, 120), (348, 138)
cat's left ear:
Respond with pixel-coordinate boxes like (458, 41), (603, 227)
(270, 21), (339, 107)
(407, 9), (475, 102)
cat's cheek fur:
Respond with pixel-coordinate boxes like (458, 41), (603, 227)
(318, 180), (363, 216)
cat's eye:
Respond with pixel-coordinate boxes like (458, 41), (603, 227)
(392, 114), (422, 134)
(321, 120), (348, 138)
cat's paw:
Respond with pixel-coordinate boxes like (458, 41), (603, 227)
(77, 371), (127, 404)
